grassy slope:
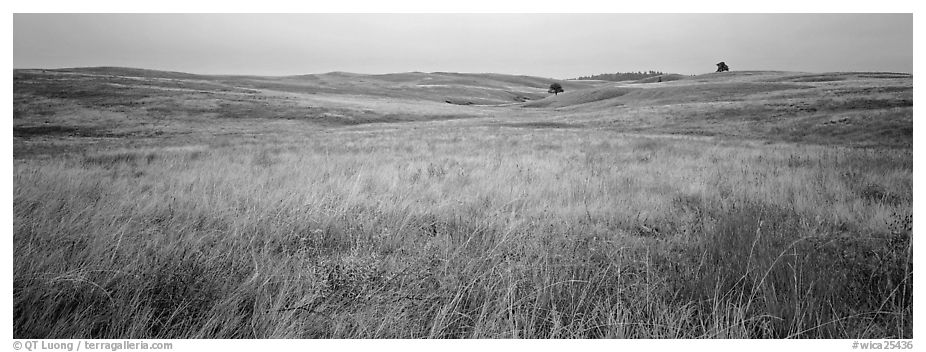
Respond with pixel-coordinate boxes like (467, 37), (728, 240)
(12, 68), (912, 338)
(523, 71), (912, 148)
(37, 67), (598, 105)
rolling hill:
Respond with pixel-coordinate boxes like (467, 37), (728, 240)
(13, 67), (913, 150)
(12, 66), (913, 339)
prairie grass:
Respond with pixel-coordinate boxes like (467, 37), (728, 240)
(13, 126), (911, 338)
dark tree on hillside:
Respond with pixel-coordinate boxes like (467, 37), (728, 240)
(716, 62), (730, 72)
(548, 83), (564, 95)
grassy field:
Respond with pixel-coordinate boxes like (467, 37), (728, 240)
(13, 68), (912, 338)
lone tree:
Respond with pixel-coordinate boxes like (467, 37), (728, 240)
(548, 82), (564, 95)
(716, 62), (730, 72)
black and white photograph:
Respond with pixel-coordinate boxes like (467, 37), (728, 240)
(9, 5), (916, 347)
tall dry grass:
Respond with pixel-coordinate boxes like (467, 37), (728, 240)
(13, 126), (911, 338)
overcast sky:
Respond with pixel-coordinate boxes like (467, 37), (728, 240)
(13, 13), (912, 78)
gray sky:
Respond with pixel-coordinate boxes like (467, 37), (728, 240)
(13, 14), (913, 78)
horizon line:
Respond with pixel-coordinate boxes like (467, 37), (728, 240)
(11, 65), (914, 79)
